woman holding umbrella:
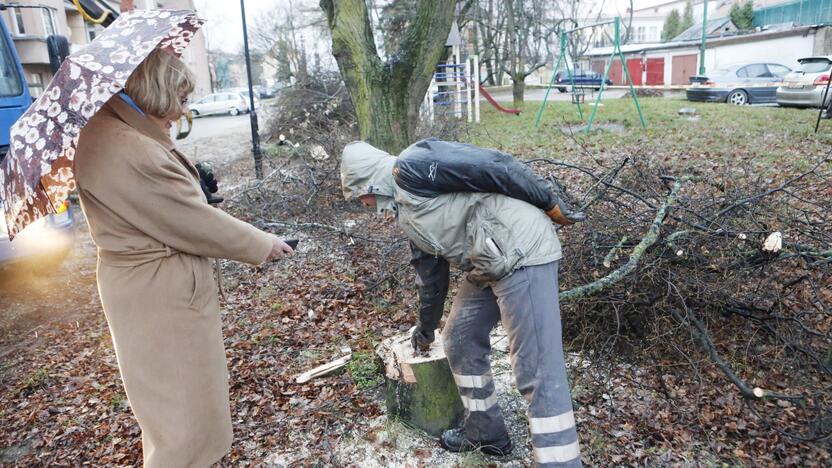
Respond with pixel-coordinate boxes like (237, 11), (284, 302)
(73, 47), (294, 465)
(77, 45), (293, 466)
(0, 10), (291, 467)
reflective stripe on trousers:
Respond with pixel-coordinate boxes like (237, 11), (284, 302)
(443, 261), (582, 467)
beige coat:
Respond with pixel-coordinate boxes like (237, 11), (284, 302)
(74, 97), (272, 467)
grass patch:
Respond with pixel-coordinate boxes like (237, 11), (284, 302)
(347, 351), (384, 390)
(468, 98), (831, 175)
(108, 393), (127, 411)
(21, 367), (50, 393)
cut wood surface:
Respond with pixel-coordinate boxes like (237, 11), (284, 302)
(377, 331), (464, 436)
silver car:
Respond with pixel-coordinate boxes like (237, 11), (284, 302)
(687, 63), (792, 105)
(189, 92), (250, 117)
(776, 57), (832, 108)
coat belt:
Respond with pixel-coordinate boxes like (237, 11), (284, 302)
(98, 245), (179, 267)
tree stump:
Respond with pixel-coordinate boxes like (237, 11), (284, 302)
(376, 330), (464, 436)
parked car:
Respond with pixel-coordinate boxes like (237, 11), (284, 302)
(189, 92), (250, 117)
(554, 70), (613, 92)
(776, 56), (832, 108)
(0, 199), (75, 271)
(686, 63), (792, 105)
(254, 85), (277, 99)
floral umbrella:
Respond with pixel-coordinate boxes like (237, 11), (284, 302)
(0, 9), (204, 239)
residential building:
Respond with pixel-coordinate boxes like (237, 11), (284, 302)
(582, 24), (832, 86)
(1, 0), (211, 98)
(160, 0), (211, 97)
(1, 0), (120, 96)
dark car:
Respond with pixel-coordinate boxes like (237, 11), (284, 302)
(686, 63), (792, 105)
(554, 70), (613, 92)
(254, 85), (278, 99)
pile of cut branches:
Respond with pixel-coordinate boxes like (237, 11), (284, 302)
(532, 151), (831, 441)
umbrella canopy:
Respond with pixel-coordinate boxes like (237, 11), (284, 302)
(0, 9), (204, 239)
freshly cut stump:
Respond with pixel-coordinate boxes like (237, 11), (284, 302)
(376, 331), (464, 436)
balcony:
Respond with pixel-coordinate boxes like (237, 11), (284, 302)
(9, 37), (50, 65)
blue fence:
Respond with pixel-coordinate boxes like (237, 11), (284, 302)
(753, 0), (832, 27)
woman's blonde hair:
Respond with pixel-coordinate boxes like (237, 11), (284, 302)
(124, 49), (195, 118)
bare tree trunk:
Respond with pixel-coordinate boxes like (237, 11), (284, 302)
(320, 0), (454, 154)
(622, 0), (635, 44)
(512, 75), (525, 106)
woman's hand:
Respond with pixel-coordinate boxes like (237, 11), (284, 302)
(268, 236), (295, 260)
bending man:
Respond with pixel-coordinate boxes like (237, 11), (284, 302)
(340, 138), (583, 467)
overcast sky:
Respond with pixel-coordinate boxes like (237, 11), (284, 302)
(192, 0), (278, 53)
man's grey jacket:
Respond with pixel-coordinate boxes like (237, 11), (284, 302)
(341, 138), (563, 333)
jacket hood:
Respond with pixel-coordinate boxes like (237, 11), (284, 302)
(340, 141), (397, 200)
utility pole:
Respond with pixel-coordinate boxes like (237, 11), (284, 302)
(240, 0), (263, 179)
(699, 0), (708, 75)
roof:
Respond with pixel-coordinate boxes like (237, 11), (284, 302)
(672, 17), (737, 41)
(582, 24), (823, 57)
(445, 21), (461, 47)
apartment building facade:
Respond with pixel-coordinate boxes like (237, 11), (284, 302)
(1, 0), (210, 97)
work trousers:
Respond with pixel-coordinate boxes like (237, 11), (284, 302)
(442, 261), (582, 467)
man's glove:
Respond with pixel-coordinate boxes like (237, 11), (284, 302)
(195, 161), (224, 205)
(546, 198), (586, 226)
(410, 326), (435, 353)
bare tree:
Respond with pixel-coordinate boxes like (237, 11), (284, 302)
(467, 0), (509, 86)
(502, 0), (560, 106)
(252, 0), (320, 84)
(551, 0), (609, 65)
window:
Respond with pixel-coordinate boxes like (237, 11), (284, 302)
(738, 64), (770, 78)
(648, 26), (657, 42)
(10, 7), (25, 35)
(28, 73), (44, 98)
(86, 24), (103, 42)
(767, 64), (791, 77)
(0, 30), (24, 97)
(41, 8), (58, 37)
(798, 59), (831, 74)
(636, 26), (646, 43)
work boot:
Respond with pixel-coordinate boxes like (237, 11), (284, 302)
(439, 428), (513, 456)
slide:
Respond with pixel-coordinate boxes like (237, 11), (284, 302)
(479, 86), (522, 115)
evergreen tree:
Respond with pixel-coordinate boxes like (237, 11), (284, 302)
(662, 9), (682, 42)
(681, 0), (695, 31)
(741, 1), (755, 28)
(730, 1), (755, 29)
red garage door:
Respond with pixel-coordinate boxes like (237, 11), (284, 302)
(646, 58), (664, 85)
(672, 54), (698, 85)
(626, 59), (643, 85)
(609, 60), (623, 85)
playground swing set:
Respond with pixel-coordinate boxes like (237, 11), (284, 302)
(534, 16), (647, 132)
(423, 16), (647, 131)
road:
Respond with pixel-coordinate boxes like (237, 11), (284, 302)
(172, 112), (258, 165)
(184, 113), (252, 141)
